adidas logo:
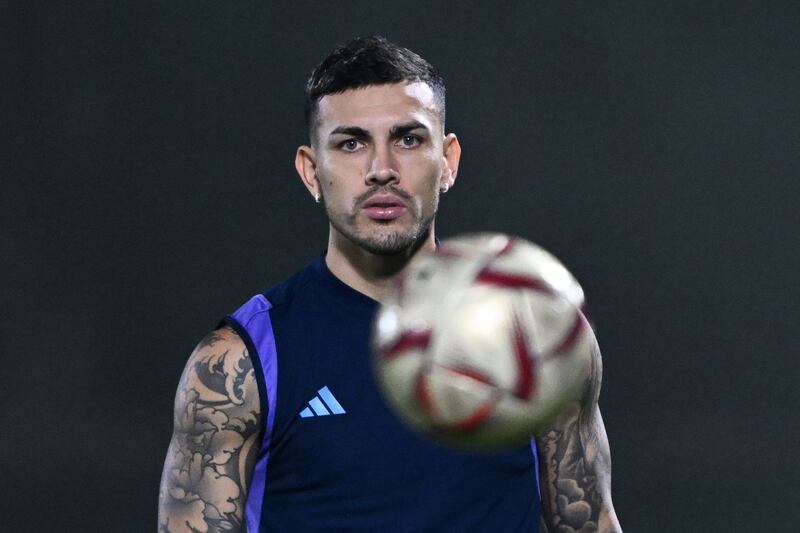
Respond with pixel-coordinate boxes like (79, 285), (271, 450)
(299, 386), (346, 418)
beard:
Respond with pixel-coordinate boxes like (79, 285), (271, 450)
(324, 186), (439, 256)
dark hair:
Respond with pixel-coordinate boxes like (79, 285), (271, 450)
(304, 36), (446, 137)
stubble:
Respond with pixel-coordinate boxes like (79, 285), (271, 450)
(324, 185), (439, 255)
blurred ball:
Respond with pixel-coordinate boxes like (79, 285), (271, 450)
(372, 233), (594, 450)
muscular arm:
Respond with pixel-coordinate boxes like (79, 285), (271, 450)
(158, 327), (262, 533)
(536, 338), (621, 533)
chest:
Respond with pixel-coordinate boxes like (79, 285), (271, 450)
(269, 311), (417, 481)
(252, 298), (540, 531)
(266, 305), (534, 489)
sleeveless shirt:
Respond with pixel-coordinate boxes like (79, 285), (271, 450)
(223, 255), (541, 532)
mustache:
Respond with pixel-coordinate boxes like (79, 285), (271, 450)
(354, 186), (415, 208)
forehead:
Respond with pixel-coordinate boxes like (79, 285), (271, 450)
(315, 82), (441, 135)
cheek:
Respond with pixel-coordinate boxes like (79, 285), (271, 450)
(419, 158), (445, 193)
(314, 164), (337, 191)
(316, 170), (354, 210)
(401, 151), (441, 177)
(317, 156), (366, 191)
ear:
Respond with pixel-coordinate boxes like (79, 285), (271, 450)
(295, 145), (320, 200)
(440, 133), (462, 192)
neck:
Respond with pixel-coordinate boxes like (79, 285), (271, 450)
(325, 224), (436, 302)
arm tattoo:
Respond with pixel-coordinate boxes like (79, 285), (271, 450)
(537, 340), (620, 533)
(159, 328), (261, 533)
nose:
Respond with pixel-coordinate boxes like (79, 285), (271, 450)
(365, 144), (399, 185)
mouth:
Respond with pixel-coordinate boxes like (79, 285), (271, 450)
(362, 193), (408, 221)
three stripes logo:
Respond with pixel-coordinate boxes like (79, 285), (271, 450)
(299, 386), (346, 418)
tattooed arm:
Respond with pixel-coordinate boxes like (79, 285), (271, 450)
(158, 327), (262, 533)
(536, 338), (621, 533)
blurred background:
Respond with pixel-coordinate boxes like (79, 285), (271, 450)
(4, 1), (798, 531)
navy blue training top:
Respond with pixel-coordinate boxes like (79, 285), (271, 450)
(223, 255), (541, 532)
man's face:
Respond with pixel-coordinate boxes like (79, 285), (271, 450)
(298, 82), (458, 255)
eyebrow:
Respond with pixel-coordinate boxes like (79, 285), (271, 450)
(390, 121), (428, 137)
(328, 121), (429, 140)
(329, 126), (370, 138)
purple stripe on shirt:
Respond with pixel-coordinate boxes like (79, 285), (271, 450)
(530, 438), (541, 497)
(231, 294), (278, 533)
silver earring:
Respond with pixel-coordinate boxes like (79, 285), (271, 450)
(314, 193), (321, 203)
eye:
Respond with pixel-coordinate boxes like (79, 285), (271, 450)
(398, 135), (421, 148)
(340, 139), (364, 152)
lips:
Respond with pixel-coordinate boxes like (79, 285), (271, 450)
(362, 193), (408, 221)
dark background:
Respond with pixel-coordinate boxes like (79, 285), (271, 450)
(4, 1), (799, 531)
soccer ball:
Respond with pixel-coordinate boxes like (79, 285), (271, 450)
(371, 233), (594, 450)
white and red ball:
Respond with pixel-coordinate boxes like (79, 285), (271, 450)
(371, 233), (594, 450)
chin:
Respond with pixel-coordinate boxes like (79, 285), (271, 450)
(360, 223), (435, 256)
(331, 208), (434, 255)
(356, 235), (417, 255)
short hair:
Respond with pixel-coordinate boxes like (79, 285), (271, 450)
(304, 36), (446, 138)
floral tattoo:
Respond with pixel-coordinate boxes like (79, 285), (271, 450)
(159, 328), (261, 533)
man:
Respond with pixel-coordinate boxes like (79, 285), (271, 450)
(158, 36), (621, 532)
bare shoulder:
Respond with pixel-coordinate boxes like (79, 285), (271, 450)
(177, 327), (260, 420)
(192, 326), (246, 361)
(158, 326), (261, 533)
(184, 327), (255, 399)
